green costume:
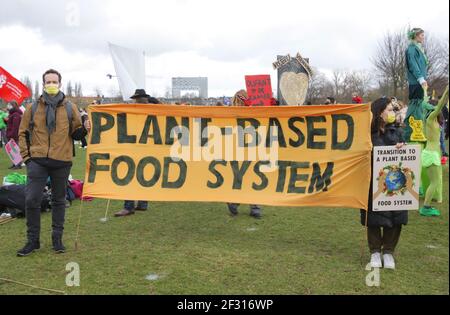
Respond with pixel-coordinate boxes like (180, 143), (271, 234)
(419, 87), (448, 217)
(421, 149), (441, 167)
(0, 111), (7, 130)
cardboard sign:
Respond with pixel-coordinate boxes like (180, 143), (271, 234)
(372, 145), (421, 211)
(5, 139), (23, 166)
(274, 53), (311, 105)
(245, 75), (273, 106)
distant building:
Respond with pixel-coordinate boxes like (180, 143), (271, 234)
(172, 77), (208, 99)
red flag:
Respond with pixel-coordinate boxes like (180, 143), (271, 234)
(0, 66), (31, 105)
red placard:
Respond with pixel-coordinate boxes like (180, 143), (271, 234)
(245, 75), (273, 106)
(0, 66), (31, 105)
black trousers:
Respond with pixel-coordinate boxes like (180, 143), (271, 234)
(25, 160), (71, 241)
(367, 225), (402, 255)
(409, 83), (424, 100)
(80, 137), (87, 148)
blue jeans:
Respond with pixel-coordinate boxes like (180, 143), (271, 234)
(124, 200), (148, 211)
(440, 126), (447, 155)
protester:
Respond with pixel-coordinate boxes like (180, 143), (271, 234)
(79, 108), (89, 149)
(5, 101), (23, 169)
(226, 90), (262, 219)
(114, 89), (159, 217)
(352, 92), (363, 104)
(324, 97), (336, 105)
(391, 97), (407, 127)
(420, 87), (448, 216)
(0, 107), (8, 147)
(361, 97), (408, 269)
(17, 69), (90, 256)
(403, 27), (429, 142)
(437, 96), (449, 161)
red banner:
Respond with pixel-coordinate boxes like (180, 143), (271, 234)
(245, 74), (272, 106)
(0, 66), (31, 105)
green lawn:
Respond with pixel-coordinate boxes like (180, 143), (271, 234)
(0, 145), (448, 295)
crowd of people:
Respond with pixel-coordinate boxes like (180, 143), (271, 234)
(0, 27), (447, 273)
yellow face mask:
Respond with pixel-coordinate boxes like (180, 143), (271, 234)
(386, 113), (396, 124)
(44, 84), (60, 96)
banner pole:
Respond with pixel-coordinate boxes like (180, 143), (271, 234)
(103, 199), (111, 221)
(74, 199), (84, 251)
(360, 209), (369, 266)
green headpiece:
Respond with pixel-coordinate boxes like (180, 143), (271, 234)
(408, 28), (424, 40)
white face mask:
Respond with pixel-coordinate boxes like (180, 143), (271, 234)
(6, 104), (13, 110)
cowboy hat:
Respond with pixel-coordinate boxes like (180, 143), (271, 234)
(130, 89), (150, 99)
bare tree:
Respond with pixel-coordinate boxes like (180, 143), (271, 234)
(331, 69), (346, 99)
(306, 68), (334, 104)
(371, 28), (408, 98)
(341, 70), (374, 101)
(426, 36), (449, 95)
(66, 81), (73, 97)
(75, 82), (83, 97)
(34, 80), (40, 100)
(21, 76), (33, 100)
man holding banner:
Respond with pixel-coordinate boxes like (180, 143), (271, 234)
(114, 89), (158, 217)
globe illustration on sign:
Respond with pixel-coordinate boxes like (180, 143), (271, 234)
(385, 170), (407, 192)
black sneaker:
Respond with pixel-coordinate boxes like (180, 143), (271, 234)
(17, 241), (40, 257)
(52, 237), (66, 254)
(249, 210), (262, 219)
(227, 204), (238, 216)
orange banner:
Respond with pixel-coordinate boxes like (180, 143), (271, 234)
(83, 104), (372, 209)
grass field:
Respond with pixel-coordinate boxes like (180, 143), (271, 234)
(0, 144), (448, 295)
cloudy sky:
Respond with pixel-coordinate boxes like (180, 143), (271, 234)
(0, 0), (448, 98)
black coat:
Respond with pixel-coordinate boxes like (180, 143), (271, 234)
(360, 124), (408, 228)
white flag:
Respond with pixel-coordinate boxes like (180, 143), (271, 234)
(108, 43), (145, 100)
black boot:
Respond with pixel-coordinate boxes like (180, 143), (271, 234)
(17, 240), (40, 257)
(52, 234), (66, 254)
(249, 206), (262, 219)
(227, 203), (239, 216)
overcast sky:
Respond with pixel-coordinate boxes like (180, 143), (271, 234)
(0, 0), (448, 98)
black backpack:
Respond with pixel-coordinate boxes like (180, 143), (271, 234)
(0, 185), (51, 217)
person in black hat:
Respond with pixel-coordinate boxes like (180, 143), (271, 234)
(114, 89), (160, 217)
(129, 89), (161, 104)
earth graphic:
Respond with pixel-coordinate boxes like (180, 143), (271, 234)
(384, 170), (407, 192)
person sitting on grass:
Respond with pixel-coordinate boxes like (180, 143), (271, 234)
(419, 86), (449, 217)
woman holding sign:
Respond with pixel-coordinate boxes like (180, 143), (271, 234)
(361, 97), (408, 270)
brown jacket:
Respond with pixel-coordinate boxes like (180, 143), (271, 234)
(18, 97), (83, 162)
